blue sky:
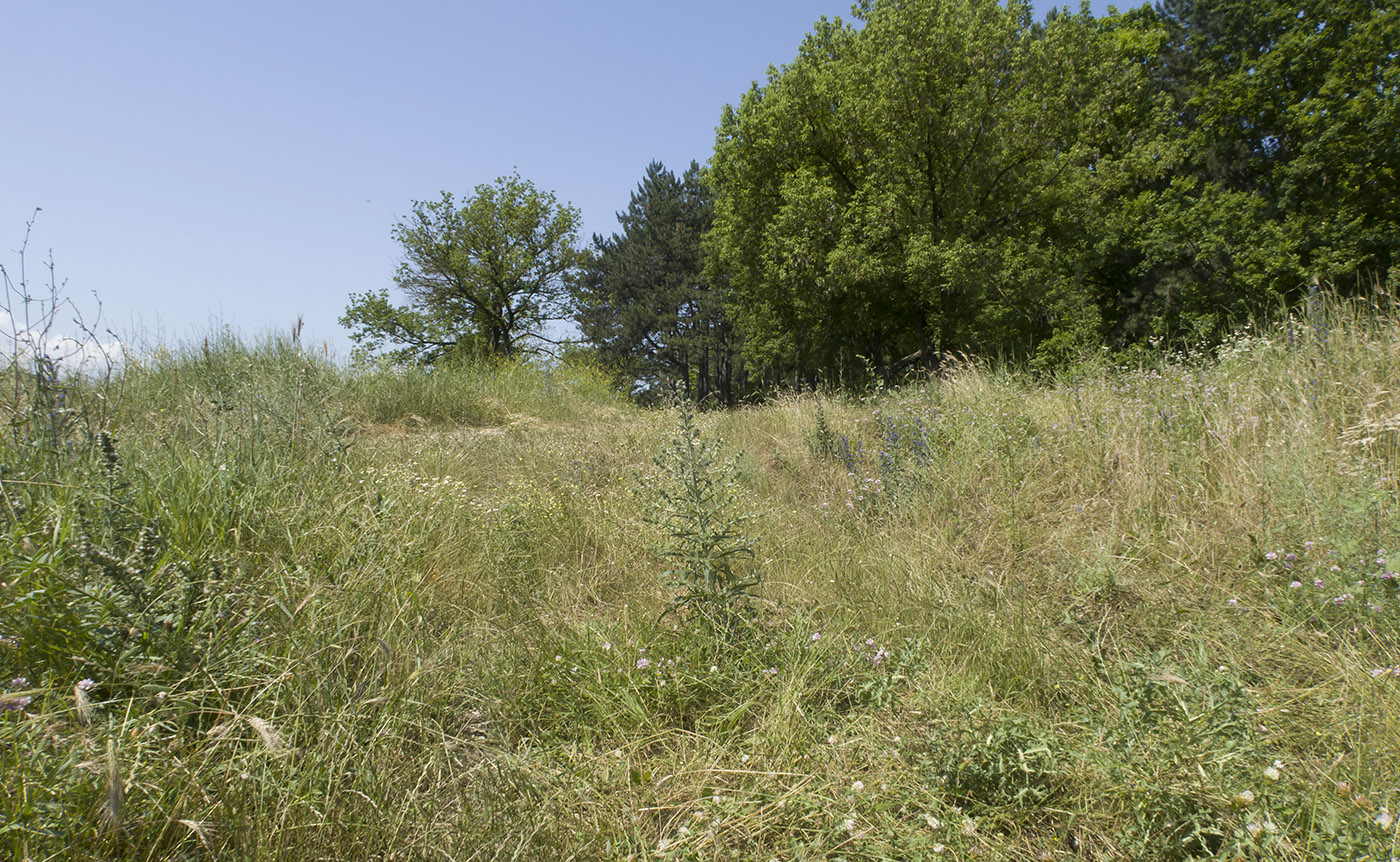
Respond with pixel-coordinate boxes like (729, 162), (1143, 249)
(5, 0), (1116, 358)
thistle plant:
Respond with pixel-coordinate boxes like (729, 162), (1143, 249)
(647, 409), (760, 637)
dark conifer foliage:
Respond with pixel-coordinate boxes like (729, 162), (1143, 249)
(573, 162), (745, 405)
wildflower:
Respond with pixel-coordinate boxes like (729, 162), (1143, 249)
(709, 665), (718, 673)
(842, 816), (857, 833)
(763, 667), (778, 676)
(636, 658), (649, 669)
(1228, 598), (1239, 607)
(811, 632), (821, 642)
(1264, 765), (1281, 782)
(1232, 790), (1256, 808)
(8, 677), (27, 688)
(925, 815), (943, 829)
(601, 642), (611, 651)
(1290, 581), (1302, 588)
(1265, 551), (1278, 561)
(961, 818), (978, 836)
(851, 780), (865, 793)
(1, 695), (31, 711)
(1246, 822), (1264, 840)
(1314, 579), (1325, 588)
(828, 734), (839, 745)
(1377, 809), (1394, 831)
(931, 843), (947, 854)
(1304, 540), (1315, 550)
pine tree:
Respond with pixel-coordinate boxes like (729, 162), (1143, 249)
(573, 162), (744, 404)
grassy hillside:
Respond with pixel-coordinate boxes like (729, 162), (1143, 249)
(3, 298), (1398, 860)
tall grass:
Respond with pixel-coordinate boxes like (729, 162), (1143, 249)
(2, 293), (1398, 860)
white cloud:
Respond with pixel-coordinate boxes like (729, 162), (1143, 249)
(0, 319), (125, 377)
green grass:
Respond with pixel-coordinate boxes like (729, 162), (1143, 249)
(3, 296), (1399, 860)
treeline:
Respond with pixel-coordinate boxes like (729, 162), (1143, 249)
(345, 0), (1397, 402)
(703, 0), (1398, 385)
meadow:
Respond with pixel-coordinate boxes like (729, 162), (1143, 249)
(2, 294), (1398, 860)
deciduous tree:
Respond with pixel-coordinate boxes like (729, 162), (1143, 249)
(706, 0), (1160, 382)
(342, 173), (581, 363)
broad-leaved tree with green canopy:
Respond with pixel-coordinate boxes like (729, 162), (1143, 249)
(1117, 0), (1400, 342)
(706, 0), (1166, 382)
(342, 173), (582, 363)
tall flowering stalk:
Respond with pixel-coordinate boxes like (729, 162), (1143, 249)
(647, 410), (760, 638)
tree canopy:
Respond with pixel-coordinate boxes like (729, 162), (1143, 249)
(342, 174), (581, 363)
(345, 0), (1397, 389)
(1119, 0), (1400, 339)
(573, 162), (744, 404)
(703, 0), (1397, 385)
(705, 0), (1163, 382)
